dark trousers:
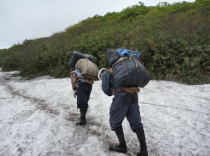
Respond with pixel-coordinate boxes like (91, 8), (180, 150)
(109, 91), (143, 131)
(76, 81), (92, 109)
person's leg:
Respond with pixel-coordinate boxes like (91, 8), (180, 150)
(126, 93), (148, 156)
(135, 126), (148, 156)
(76, 107), (87, 125)
(109, 92), (131, 153)
(76, 82), (92, 125)
(109, 126), (127, 153)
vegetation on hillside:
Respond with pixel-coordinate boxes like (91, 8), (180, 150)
(0, 49), (6, 68)
(0, 0), (210, 84)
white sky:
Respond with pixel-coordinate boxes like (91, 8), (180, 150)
(0, 0), (195, 49)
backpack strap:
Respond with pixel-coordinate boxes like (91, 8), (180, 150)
(83, 79), (94, 85)
(122, 87), (140, 93)
(111, 56), (129, 68)
(112, 87), (140, 94)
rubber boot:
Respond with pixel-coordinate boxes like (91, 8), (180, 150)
(135, 127), (148, 156)
(109, 126), (127, 153)
(76, 108), (87, 125)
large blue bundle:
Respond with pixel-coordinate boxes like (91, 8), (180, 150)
(107, 49), (140, 66)
(107, 50), (120, 67)
(107, 49), (150, 88)
(116, 48), (141, 58)
(68, 51), (94, 69)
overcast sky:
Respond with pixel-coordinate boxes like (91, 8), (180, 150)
(0, 0), (195, 49)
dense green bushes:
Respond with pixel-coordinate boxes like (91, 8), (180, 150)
(0, 49), (6, 68)
(0, 1), (210, 84)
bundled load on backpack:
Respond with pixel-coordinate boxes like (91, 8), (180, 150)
(69, 51), (94, 69)
(107, 48), (150, 88)
(68, 51), (99, 80)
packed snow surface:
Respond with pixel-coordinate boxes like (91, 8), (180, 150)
(0, 70), (210, 156)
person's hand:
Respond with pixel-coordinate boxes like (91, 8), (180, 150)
(73, 91), (77, 98)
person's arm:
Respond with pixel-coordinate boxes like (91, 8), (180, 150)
(101, 71), (113, 96)
(70, 72), (78, 91)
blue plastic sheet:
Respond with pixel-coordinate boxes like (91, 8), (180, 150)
(116, 48), (141, 59)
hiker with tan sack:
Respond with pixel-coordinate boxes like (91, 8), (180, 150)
(69, 51), (99, 125)
(98, 49), (150, 156)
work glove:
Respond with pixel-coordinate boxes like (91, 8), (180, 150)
(73, 90), (77, 98)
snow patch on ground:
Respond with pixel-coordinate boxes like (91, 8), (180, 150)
(1, 71), (210, 156)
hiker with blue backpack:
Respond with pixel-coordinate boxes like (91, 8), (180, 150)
(98, 49), (150, 156)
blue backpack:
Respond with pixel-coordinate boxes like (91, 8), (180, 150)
(107, 49), (150, 88)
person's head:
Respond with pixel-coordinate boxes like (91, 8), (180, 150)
(98, 68), (107, 80)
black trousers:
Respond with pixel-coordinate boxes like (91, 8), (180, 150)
(76, 81), (92, 109)
(110, 91), (143, 131)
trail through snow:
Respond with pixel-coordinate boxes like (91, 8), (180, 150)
(0, 70), (210, 156)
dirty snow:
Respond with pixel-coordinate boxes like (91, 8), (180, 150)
(0, 70), (210, 156)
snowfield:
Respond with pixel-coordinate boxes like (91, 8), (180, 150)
(0, 70), (210, 156)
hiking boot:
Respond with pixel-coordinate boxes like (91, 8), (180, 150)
(76, 117), (86, 125)
(109, 126), (127, 153)
(135, 127), (148, 156)
(76, 108), (87, 125)
(109, 143), (127, 153)
(137, 148), (148, 156)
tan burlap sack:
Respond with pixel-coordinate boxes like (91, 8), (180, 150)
(75, 58), (99, 80)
